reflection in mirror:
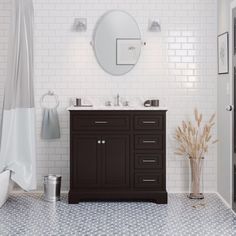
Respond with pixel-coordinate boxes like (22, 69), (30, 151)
(92, 10), (141, 76)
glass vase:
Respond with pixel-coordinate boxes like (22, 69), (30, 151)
(188, 157), (204, 199)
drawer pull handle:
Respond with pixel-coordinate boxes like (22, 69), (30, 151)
(142, 121), (156, 124)
(142, 140), (156, 144)
(142, 159), (156, 163)
(94, 121), (108, 124)
(97, 140), (101, 144)
(142, 179), (156, 182)
(102, 140), (106, 144)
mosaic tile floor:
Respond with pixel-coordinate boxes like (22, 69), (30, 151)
(0, 193), (236, 236)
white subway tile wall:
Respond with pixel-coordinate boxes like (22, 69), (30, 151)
(0, 0), (217, 192)
(0, 0), (11, 120)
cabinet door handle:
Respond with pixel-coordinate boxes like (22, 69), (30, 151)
(142, 140), (156, 144)
(94, 121), (108, 124)
(142, 179), (156, 182)
(97, 140), (101, 144)
(142, 159), (156, 163)
(142, 121), (156, 124)
(102, 140), (106, 144)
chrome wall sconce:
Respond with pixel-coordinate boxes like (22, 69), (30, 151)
(73, 18), (87, 32)
(148, 19), (161, 32)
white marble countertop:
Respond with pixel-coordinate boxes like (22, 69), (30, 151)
(67, 106), (168, 111)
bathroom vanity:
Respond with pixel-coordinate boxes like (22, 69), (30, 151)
(67, 11), (168, 204)
(68, 107), (168, 204)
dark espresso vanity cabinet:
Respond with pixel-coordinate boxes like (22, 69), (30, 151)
(69, 110), (167, 204)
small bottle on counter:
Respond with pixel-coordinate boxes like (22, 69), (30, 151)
(75, 98), (82, 107)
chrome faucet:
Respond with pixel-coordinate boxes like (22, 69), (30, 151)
(115, 93), (120, 106)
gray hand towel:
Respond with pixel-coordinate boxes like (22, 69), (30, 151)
(41, 108), (60, 139)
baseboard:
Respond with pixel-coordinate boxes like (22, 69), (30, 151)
(13, 190), (216, 195)
(215, 192), (231, 208)
(216, 192), (236, 216)
(167, 190), (216, 194)
(12, 190), (69, 194)
(167, 190), (188, 194)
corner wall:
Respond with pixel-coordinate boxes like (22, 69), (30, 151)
(217, 0), (232, 205)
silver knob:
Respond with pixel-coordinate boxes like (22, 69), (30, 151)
(226, 105), (234, 111)
(97, 140), (101, 144)
(102, 140), (106, 144)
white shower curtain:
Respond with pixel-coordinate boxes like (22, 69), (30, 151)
(0, 0), (36, 190)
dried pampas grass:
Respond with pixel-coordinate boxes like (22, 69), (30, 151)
(174, 109), (218, 159)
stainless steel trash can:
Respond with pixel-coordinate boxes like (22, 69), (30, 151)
(43, 175), (61, 202)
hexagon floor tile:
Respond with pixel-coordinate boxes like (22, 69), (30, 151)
(0, 193), (236, 236)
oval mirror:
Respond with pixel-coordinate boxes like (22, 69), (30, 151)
(92, 10), (141, 76)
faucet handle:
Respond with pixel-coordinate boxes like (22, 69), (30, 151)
(105, 101), (111, 106)
(123, 101), (129, 107)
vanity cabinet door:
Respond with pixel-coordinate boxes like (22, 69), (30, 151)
(72, 135), (101, 188)
(101, 135), (129, 188)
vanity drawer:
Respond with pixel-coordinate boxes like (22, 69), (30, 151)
(135, 134), (163, 150)
(135, 153), (163, 169)
(134, 172), (162, 188)
(71, 115), (130, 131)
(134, 115), (164, 131)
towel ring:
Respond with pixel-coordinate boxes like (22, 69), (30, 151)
(40, 91), (59, 109)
